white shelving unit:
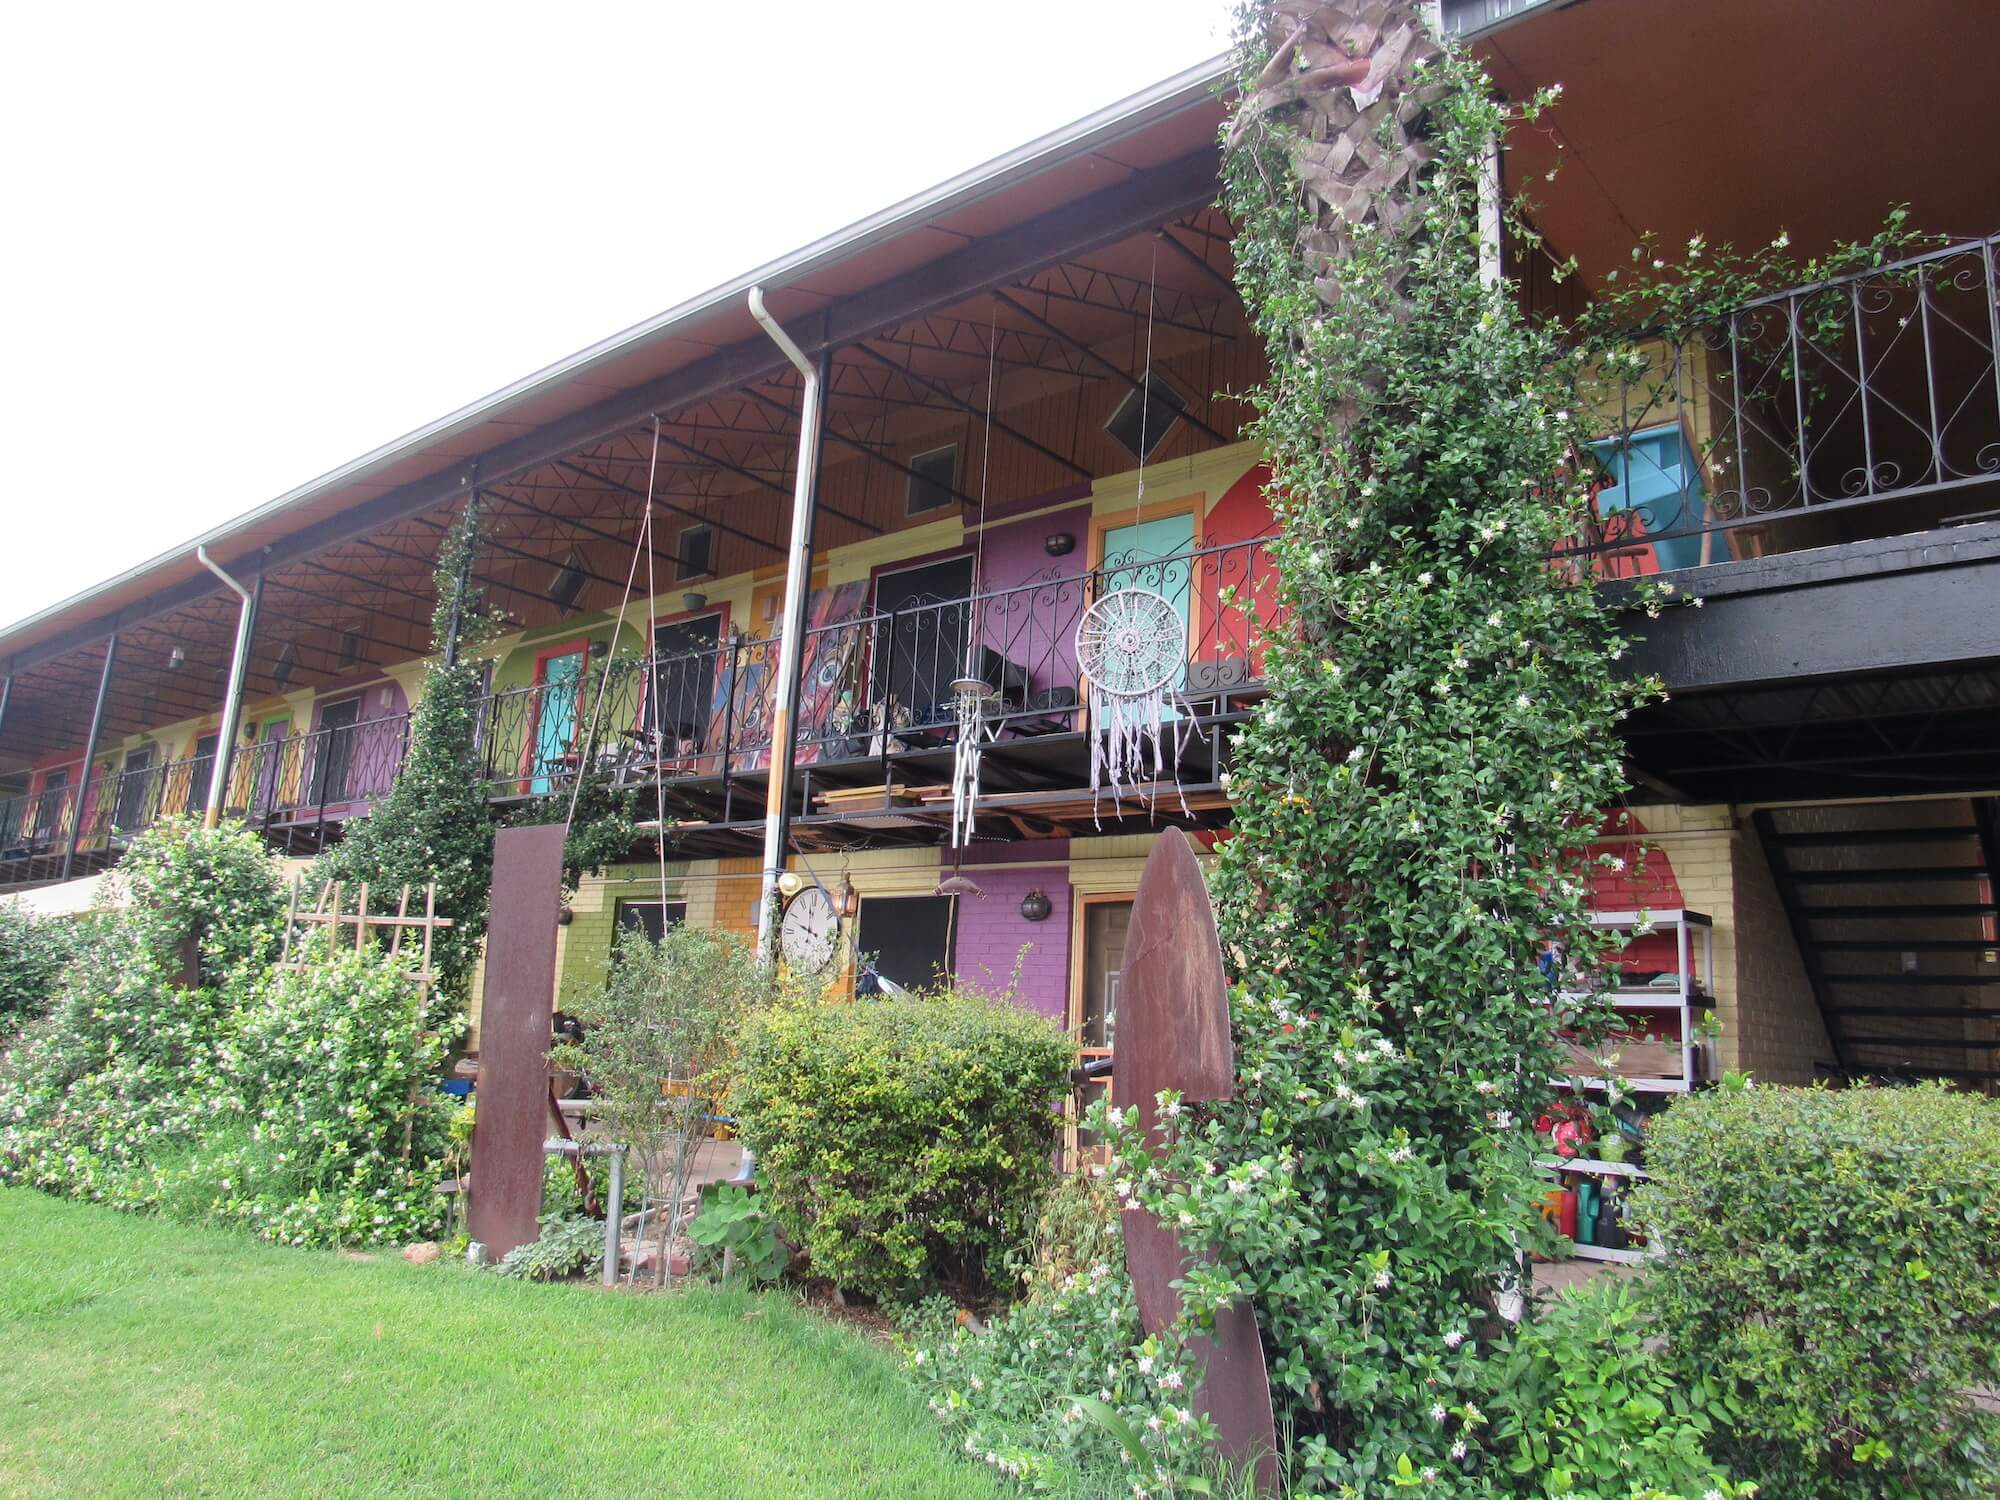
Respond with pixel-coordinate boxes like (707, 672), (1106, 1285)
(1557, 908), (1715, 1094)
(1541, 910), (1715, 1262)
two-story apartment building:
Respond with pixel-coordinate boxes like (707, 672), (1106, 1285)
(5, 0), (1998, 1097)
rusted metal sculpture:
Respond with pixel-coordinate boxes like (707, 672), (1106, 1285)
(466, 823), (567, 1262)
(1116, 826), (1280, 1492)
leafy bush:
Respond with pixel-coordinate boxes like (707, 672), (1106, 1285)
(494, 1213), (603, 1281)
(688, 1184), (786, 1285)
(734, 990), (1074, 1302)
(1634, 1083), (2000, 1497)
(1, 820), (451, 1248)
(0, 905), (97, 1033)
(909, 1170), (1217, 1494)
(1488, 1279), (1743, 1499)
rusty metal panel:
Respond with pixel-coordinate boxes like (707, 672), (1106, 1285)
(466, 822), (567, 1263)
(1116, 825), (1278, 1491)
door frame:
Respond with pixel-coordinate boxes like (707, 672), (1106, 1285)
(308, 697), (362, 808)
(868, 551), (975, 728)
(1082, 494), (1204, 739)
(1065, 889), (1136, 1166)
(643, 603), (730, 755)
(522, 637), (592, 791)
(254, 713), (293, 815)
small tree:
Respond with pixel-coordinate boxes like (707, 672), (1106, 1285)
(549, 923), (776, 1284)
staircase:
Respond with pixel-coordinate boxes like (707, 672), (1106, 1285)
(1754, 800), (2000, 1089)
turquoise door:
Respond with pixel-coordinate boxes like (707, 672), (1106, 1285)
(1097, 511), (1195, 713)
(532, 649), (585, 794)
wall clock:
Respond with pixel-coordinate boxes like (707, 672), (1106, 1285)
(780, 884), (840, 972)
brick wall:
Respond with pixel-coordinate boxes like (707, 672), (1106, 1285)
(1728, 831), (1836, 1083)
(952, 861), (1072, 1021)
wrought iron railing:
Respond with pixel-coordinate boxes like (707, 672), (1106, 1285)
(474, 534), (1283, 802)
(0, 715), (412, 888)
(1575, 234), (2000, 572)
(0, 535), (1281, 886)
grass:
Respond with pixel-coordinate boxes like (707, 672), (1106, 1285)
(0, 1188), (1005, 1499)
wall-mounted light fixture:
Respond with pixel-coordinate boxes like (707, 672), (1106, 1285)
(587, 639), (609, 660)
(1043, 533), (1076, 558)
(556, 906), (574, 927)
(1019, 887), (1053, 923)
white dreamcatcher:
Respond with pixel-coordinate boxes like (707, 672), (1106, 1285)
(1074, 237), (1192, 817)
(1074, 586), (1186, 811)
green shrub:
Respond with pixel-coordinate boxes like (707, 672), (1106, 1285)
(1633, 1083), (2000, 1497)
(1488, 1279), (1744, 1499)
(1, 821), (449, 1248)
(734, 991), (1074, 1303)
(0, 905), (99, 1033)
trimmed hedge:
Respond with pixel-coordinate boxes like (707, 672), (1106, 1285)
(733, 993), (1073, 1302)
(1634, 1083), (2000, 1497)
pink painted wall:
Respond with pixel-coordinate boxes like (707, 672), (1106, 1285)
(952, 844), (1072, 1023)
(972, 502), (1093, 700)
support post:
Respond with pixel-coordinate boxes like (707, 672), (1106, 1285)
(0, 672), (11, 739)
(603, 1145), (626, 1287)
(196, 547), (263, 829)
(1477, 130), (1504, 289)
(746, 289), (827, 964)
(442, 487), (480, 670)
(61, 634), (117, 882)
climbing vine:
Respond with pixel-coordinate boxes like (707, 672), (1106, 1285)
(315, 502), (503, 1007)
(1091, 3), (1714, 1493)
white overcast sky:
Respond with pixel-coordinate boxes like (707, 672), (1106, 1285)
(0, 1), (1226, 630)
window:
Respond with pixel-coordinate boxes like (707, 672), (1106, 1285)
(675, 525), (714, 581)
(615, 899), (687, 943)
(1103, 378), (1187, 462)
(906, 444), (958, 515)
(338, 627), (364, 669)
(856, 894), (956, 990)
(548, 551), (587, 613)
(1069, 895), (1132, 1162)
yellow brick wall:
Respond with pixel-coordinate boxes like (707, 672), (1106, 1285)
(1592, 804), (1831, 1084)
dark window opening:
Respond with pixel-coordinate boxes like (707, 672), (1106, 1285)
(548, 551), (587, 613)
(676, 525), (714, 581)
(1104, 379), (1187, 462)
(649, 613), (722, 751)
(871, 555), (974, 728)
(856, 894), (956, 990)
(907, 444), (958, 515)
(616, 899), (687, 944)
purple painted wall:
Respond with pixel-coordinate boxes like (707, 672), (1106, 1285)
(973, 502), (1092, 700)
(953, 845), (1072, 1024)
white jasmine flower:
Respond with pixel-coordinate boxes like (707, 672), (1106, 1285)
(1374, 1269), (1393, 1290)
(1417, 571), (1433, 586)
(1516, 693), (1533, 709)
(1347, 745), (1364, 763)
(1450, 1441), (1468, 1460)
(1443, 1329), (1467, 1349)
(1431, 1403), (1448, 1422)
(1137, 1354), (1154, 1375)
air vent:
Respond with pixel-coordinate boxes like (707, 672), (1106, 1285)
(677, 525), (714, 581)
(1104, 378), (1187, 461)
(548, 551), (587, 613)
(907, 444), (958, 515)
(272, 643), (297, 688)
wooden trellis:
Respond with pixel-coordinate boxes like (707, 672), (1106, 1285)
(280, 879), (454, 988)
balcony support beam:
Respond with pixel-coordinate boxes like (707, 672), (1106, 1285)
(197, 551), (263, 830)
(747, 289), (827, 965)
(60, 634), (117, 880)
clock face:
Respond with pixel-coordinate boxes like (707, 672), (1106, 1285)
(780, 885), (840, 972)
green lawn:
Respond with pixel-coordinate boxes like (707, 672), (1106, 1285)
(0, 1188), (1003, 1499)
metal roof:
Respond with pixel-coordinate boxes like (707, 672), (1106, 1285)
(0, 53), (1231, 663)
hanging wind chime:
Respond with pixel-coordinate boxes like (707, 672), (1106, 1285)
(1074, 238), (1192, 819)
(941, 307), (1005, 870)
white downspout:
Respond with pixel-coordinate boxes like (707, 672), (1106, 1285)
(196, 546), (259, 830)
(745, 287), (824, 964)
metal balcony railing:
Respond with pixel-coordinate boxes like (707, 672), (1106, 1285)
(1575, 233), (2000, 573)
(1, 537), (1280, 888)
(471, 533), (1284, 800)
